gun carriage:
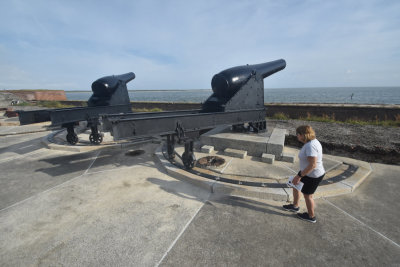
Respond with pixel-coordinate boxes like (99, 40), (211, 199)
(17, 73), (135, 145)
(101, 59), (286, 169)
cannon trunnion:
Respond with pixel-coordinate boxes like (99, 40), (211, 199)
(102, 59), (286, 169)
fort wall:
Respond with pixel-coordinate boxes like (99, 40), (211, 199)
(5, 90), (66, 101)
(57, 101), (399, 122)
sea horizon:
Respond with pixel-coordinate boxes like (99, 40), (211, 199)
(65, 86), (400, 105)
(63, 86), (400, 92)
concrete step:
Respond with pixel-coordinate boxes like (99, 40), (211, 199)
(200, 125), (270, 157)
(267, 128), (286, 157)
(201, 126), (290, 161)
(224, 148), (247, 159)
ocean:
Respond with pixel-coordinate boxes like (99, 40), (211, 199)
(65, 87), (400, 105)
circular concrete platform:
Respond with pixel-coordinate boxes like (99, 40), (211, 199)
(40, 127), (373, 202)
(155, 143), (372, 201)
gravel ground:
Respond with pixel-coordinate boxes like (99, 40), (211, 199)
(268, 119), (400, 165)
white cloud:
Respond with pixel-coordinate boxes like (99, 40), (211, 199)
(0, 0), (399, 89)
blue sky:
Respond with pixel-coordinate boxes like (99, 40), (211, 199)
(0, 0), (399, 90)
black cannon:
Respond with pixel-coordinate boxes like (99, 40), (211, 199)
(17, 73), (135, 145)
(101, 59), (286, 169)
(203, 59), (286, 112)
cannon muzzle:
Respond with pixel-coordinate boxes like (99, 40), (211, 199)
(211, 59), (286, 98)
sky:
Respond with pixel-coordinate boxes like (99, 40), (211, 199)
(0, 0), (399, 91)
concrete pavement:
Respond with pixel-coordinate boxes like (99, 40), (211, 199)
(0, 126), (399, 266)
(161, 164), (400, 266)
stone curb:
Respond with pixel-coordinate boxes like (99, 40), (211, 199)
(155, 145), (289, 201)
(155, 144), (373, 201)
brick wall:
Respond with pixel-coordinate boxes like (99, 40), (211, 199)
(5, 90), (66, 101)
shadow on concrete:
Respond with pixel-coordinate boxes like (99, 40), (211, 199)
(35, 150), (101, 177)
(147, 177), (293, 218)
(0, 136), (45, 155)
(35, 147), (156, 177)
(210, 195), (294, 218)
(147, 177), (207, 202)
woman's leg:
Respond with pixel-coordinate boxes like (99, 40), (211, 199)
(303, 193), (315, 217)
(293, 188), (300, 207)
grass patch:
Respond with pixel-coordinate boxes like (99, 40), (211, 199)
(270, 112), (290, 120)
(344, 118), (400, 127)
(268, 112), (400, 127)
(14, 102), (32, 106)
(300, 112), (337, 123)
(35, 101), (76, 108)
(15, 101), (76, 108)
(132, 107), (163, 112)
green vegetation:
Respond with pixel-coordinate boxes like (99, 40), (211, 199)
(344, 117), (400, 127)
(36, 101), (76, 108)
(299, 112), (337, 123)
(15, 101), (76, 108)
(268, 112), (400, 127)
(13, 102), (31, 106)
(132, 107), (163, 112)
(269, 112), (290, 120)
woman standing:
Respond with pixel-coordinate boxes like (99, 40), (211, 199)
(283, 125), (325, 223)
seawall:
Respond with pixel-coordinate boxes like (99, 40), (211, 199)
(131, 102), (400, 122)
(57, 101), (399, 122)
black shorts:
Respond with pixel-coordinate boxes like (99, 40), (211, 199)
(300, 174), (325, 195)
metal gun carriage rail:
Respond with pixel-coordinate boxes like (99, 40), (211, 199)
(102, 59), (286, 169)
(17, 72), (135, 145)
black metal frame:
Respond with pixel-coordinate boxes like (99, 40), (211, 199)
(17, 73), (135, 145)
(16, 59), (286, 166)
(102, 108), (266, 168)
(101, 59), (286, 169)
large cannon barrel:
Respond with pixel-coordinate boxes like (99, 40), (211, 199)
(88, 72), (135, 107)
(90, 72), (135, 98)
(211, 59), (286, 98)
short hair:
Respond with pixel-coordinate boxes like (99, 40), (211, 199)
(296, 125), (316, 142)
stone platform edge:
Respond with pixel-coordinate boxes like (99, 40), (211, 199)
(154, 144), (372, 202)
